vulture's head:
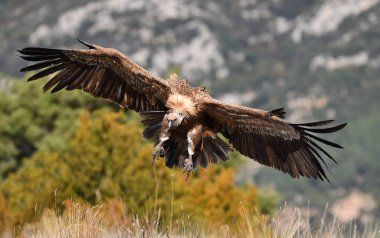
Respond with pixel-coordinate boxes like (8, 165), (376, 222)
(165, 94), (197, 126)
(166, 111), (184, 128)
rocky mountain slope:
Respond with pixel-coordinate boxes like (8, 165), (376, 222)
(1, 0), (379, 225)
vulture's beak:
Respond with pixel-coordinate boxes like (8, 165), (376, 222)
(168, 121), (172, 128)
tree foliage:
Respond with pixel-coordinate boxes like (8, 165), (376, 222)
(0, 74), (112, 179)
(0, 95), (266, 229)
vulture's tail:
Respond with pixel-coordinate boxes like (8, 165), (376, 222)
(196, 132), (233, 168)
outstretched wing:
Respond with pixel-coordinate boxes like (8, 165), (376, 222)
(204, 97), (346, 181)
(19, 39), (169, 112)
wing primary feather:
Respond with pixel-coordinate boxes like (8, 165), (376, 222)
(18, 48), (62, 55)
(308, 144), (331, 174)
(307, 139), (337, 164)
(293, 120), (334, 127)
(20, 55), (61, 61)
(298, 123), (347, 134)
(27, 64), (64, 81)
(302, 131), (343, 148)
(20, 58), (62, 72)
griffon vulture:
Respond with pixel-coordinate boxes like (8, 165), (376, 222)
(18, 40), (346, 181)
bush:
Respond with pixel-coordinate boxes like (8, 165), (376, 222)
(1, 110), (266, 229)
(0, 75), (111, 179)
(0, 193), (6, 231)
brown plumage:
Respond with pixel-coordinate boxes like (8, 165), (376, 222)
(19, 40), (347, 181)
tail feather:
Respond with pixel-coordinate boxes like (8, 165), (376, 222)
(198, 150), (209, 168)
(198, 131), (232, 166)
(164, 139), (181, 168)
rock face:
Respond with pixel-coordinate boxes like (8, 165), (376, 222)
(2, 0), (380, 223)
(2, 1), (379, 86)
(331, 190), (376, 224)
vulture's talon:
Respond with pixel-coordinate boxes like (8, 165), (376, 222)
(152, 146), (164, 165)
(183, 158), (194, 174)
(159, 148), (165, 157)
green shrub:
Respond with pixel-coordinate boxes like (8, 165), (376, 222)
(1, 110), (266, 229)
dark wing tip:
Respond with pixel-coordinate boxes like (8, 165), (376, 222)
(17, 48), (29, 53)
(297, 122), (347, 134)
(77, 38), (96, 49)
(293, 120), (335, 127)
(17, 49), (28, 55)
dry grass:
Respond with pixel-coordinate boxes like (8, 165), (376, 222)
(17, 202), (379, 238)
(270, 204), (379, 238)
(21, 201), (202, 238)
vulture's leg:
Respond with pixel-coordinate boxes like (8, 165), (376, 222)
(184, 132), (195, 175)
(184, 125), (202, 178)
(152, 130), (171, 165)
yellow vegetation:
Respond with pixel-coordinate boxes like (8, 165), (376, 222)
(0, 110), (263, 232)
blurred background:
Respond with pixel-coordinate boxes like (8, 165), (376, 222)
(0, 0), (379, 236)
